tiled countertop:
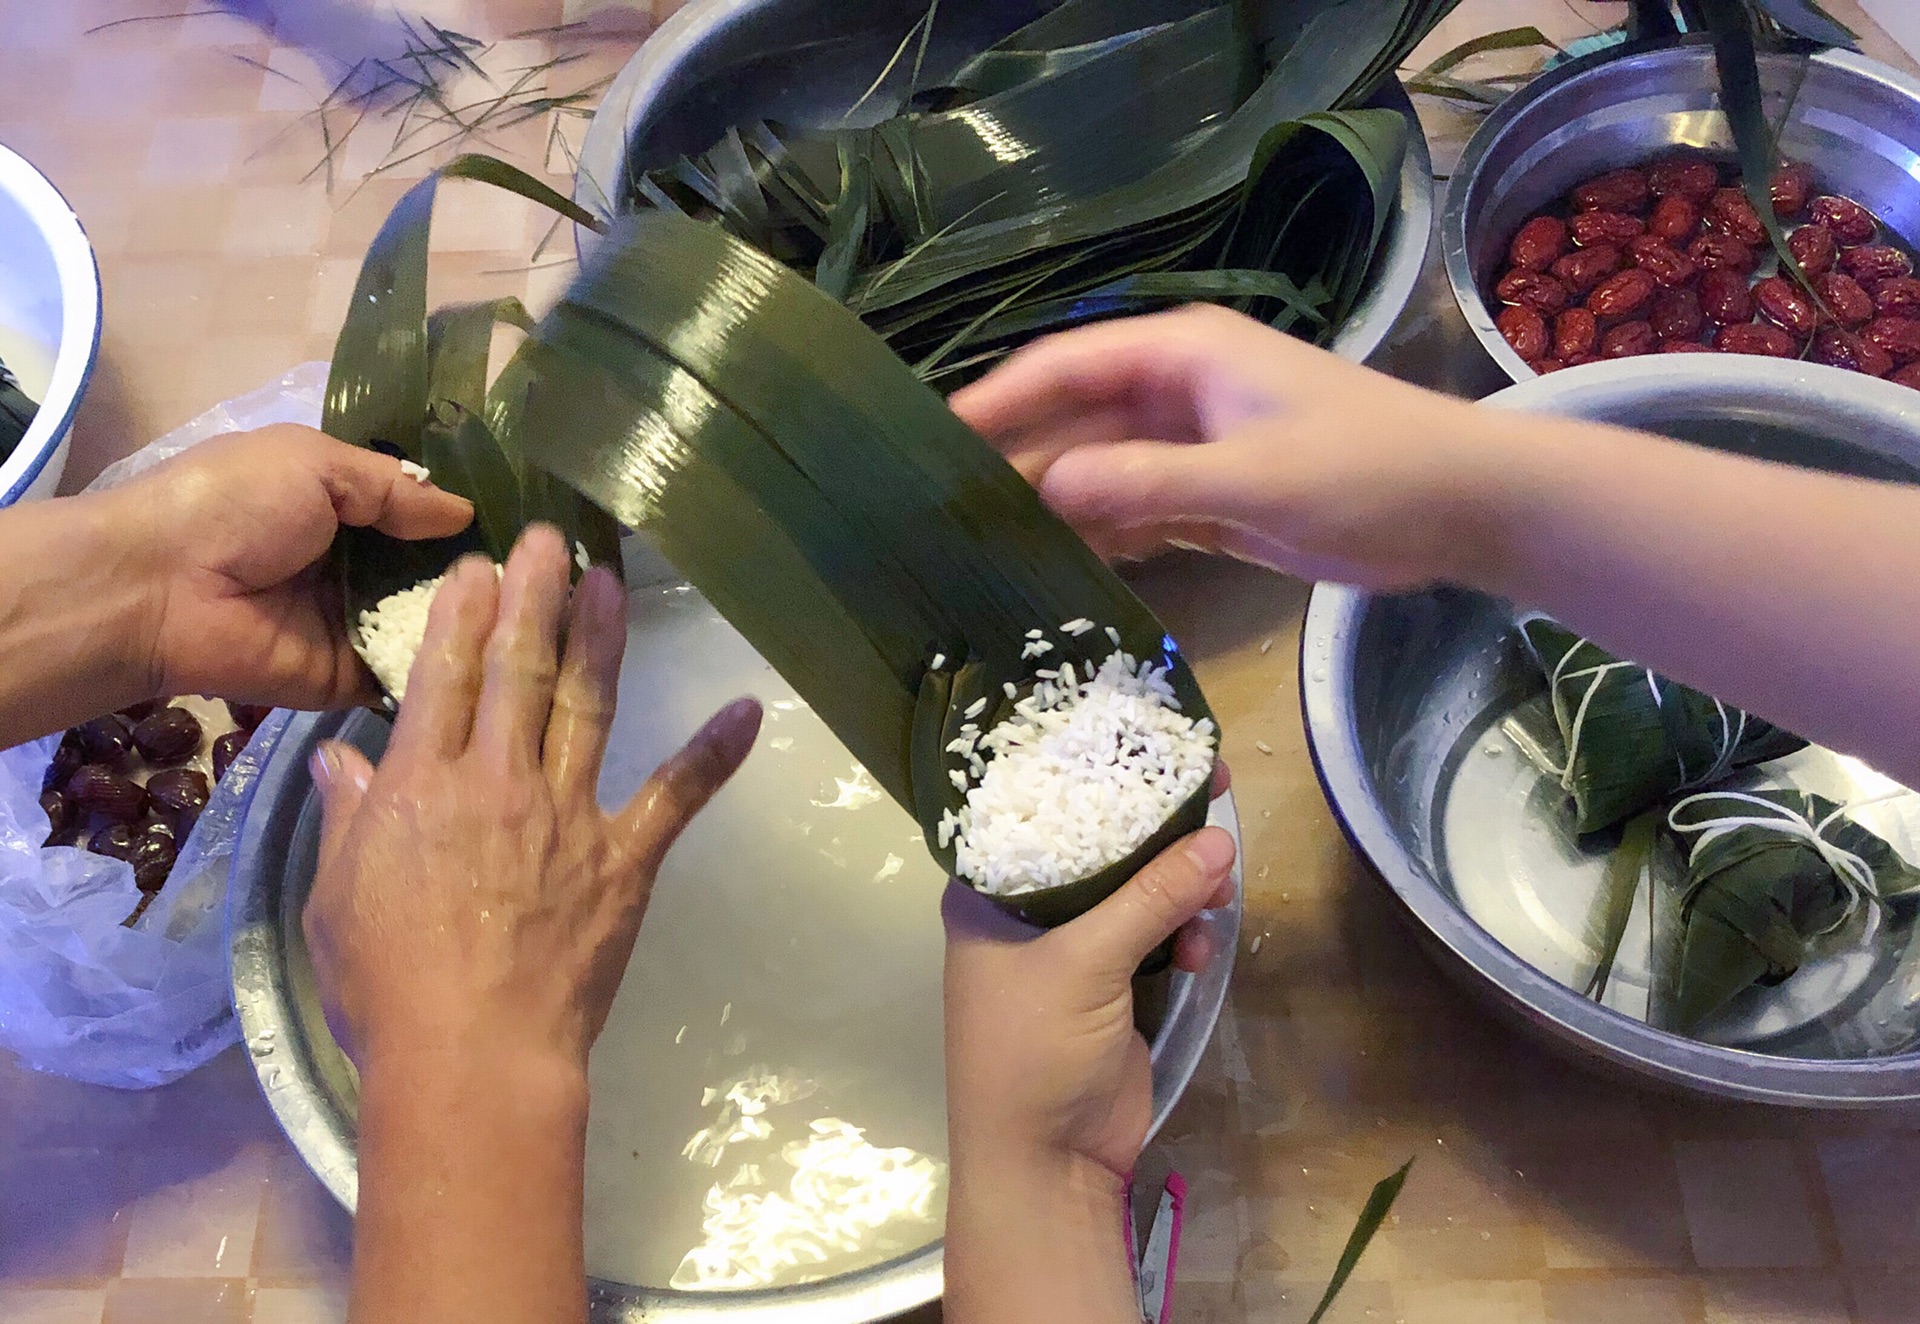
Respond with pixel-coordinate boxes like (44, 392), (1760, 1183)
(3, 3), (1919, 1323)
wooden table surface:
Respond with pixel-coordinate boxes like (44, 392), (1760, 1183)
(3, 2), (1919, 1323)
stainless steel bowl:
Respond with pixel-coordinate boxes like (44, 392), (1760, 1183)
(573, 0), (1432, 365)
(1444, 40), (1920, 382)
(231, 547), (1242, 1322)
(1301, 356), (1920, 1106)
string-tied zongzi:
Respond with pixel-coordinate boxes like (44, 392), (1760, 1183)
(1663, 788), (1920, 1031)
(1517, 616), (1806, 833)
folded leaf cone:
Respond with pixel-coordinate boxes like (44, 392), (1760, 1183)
(1665, 788), (1920, 1033)
(1518, 617), (1805, 834)
(321, 154), (625, 686)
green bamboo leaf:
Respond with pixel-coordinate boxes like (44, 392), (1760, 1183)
(1406, 25), (1559, 82)
(1306, 1160), (1413, 1324)
(1584, 812), (1658, 1002)
(426, 297), (534, 416)
(1752, 0), (1854, 46)
(512, 210), (1214, 918)
(421, 403), (522, 561)
(815, 134), (875, 300)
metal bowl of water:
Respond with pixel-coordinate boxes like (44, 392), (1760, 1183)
(572, 0), (1433, 365)
(1301, 356), (1920, 1106)
(231, 539), (1242, 1321)
(1444, 39), (1920, 382)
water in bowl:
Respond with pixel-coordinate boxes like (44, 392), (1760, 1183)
(584, 576), (949, 1291)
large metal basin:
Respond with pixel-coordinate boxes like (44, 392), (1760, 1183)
(1445, 39), (1920, 382)
(572, 0), (1433, 365)
(230, 542), (1241, 1321)
(1301, 357), (1920, 1106)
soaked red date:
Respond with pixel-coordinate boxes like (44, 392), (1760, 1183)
(1840, 244), (1914, 284)
(1649, 287), (1704, 342)
(1553, 308), (1599, 360)
(1813, 272), (1875, 328)
(1572, 167), (1651, 214)
(69, 765), (146, 823)
(1753, 276), (1817, 337)
(1698, 269), (1755, 325)
(1627, 235), (1696, 288)
(1810, 326), (1894, 377)
(1600, 321), (1656, 358)
(1533, 357), (1567, 374)
(1647, 152), (1719, 200)
(1647, 194), (1701, 243)
(1587, 268), (1656, 320)
(1787, 224), (1838, 277)
(1891, 362), (1920, 390)
(1495, 270), (1570, 314)
(1658, 340), (1713, 353)
(1872, 276), (1920, 318)
(1864, 315), (1920, 364)
(1571, 211), (1645, 248)
(1717, 323), (1798, 357)
(1508, 215), (1570, 271)
(1809, 195), (1877, 245)
(1769, 162), (1815, 218)
(1704, 188), (1769, 246)
(1551, 244), (1621, 295)
(1497, 305), (1549, 360)
(1687, 234), (1757, 275)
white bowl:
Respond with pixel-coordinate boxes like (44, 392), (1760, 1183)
(0, 141), (101, 503)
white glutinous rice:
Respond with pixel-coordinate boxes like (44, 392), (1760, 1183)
(951, 646), (1215, 896)
(355, 565), (502, 703)
(399, 459), (431, 483)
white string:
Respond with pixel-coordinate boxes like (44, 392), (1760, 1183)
(1542, 637), (1635, 790)
(1668, 791), (1881, 934)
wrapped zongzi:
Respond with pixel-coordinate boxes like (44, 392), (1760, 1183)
(0, 355), (37, 465)
(1665, 789), (1920, 1032)
(1517, 617), (1806, 834)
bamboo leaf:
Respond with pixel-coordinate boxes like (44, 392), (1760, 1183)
(1584, 812), (1658, 1002)
(512, 209), (1214, 916)
(1406, 25), (1560, 82)
(1306, 1160), (1413, 1324)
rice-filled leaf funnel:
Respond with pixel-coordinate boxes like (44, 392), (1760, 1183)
(320, 155), (624, 699)
(515, 209), (1219, 923)
(1517, 616), (1805, 834)
(1665, 789), (1920, 1033)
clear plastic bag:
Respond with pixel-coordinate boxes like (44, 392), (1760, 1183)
(0, 365), (325, 1087)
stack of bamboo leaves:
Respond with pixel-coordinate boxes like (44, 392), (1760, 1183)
(624, 0), (1466, 385)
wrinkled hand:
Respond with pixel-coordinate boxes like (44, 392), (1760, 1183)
(301, 527), (762, 1071)
(112, 425), (474, 710)
(949, 305), (1518, 590)
(942, 765), (1234, 1181)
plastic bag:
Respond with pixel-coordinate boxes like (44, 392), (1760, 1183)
(0, 365), (326, 1087)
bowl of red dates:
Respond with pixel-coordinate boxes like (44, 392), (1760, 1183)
(1444, 39), (1920, 386)
(40, 698), (271, 923)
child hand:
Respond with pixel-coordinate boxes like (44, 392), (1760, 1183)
(940, 771), (1235, 1323)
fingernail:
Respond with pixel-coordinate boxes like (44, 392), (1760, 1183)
(705, 697), (764, 762)
(1184, 827), (1235, 875)
(309, 745), (338, 792)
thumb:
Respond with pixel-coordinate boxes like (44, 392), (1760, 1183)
(1061, 828), (1237, 984)
(303, 431), (475, 542)
(1040, 438), (1251, 532)
(615, 697), (762, 877)
(309, 740), (374, 863)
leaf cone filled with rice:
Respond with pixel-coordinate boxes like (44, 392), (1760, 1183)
(320, 162), (1219, 928)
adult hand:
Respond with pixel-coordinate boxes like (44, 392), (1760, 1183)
(302, 527), (763, 1072)
(949, 305), (1525, 590)
(111, 425), (474, 710)
(942, 763), (1235, 1182)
